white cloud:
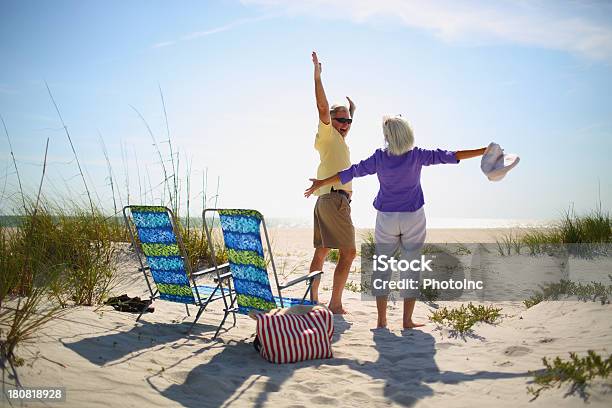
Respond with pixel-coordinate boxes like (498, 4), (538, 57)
(242, 0), (612, 61)
(181, 15), (272, 40)
(151, 14), (275, 49)
(152, 41), (176, 49)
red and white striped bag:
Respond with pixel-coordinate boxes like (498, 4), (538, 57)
(251, 305), (334, 364)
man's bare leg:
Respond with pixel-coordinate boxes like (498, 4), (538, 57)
(328, 247), (356, 314)
(309, 247), (330, 303)
(376, 296), (388, 328)
(403, 298), (426, 329)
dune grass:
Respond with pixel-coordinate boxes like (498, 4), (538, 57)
(528, 350), (612, 400)
(178, 224), (228, 272)
(523, 277), (612, 308)
(1, 87), (231, 373)
(496, 208), (611, 256)
(360, 230), (376, 259)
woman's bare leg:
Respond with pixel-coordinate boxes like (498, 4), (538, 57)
(376, 296), (388, 328)
(403, 298), (426, 328)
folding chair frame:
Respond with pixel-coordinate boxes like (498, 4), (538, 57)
(203, 208), (323, 339)
(123, 205), (235, 334)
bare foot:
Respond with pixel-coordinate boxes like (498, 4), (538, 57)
(328, 303), (348, 314)
(403, 320), (426, 329)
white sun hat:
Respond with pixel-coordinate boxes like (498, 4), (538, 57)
(481, 142), (520, 181)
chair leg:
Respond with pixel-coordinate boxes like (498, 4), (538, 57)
(213, 295), (238, 339)
(213, 311), (231, 340)
(185, 304), (190, 316)
(188, 306), (206, 334)
(136, 298), (153, 321)
(301, 279), (313, 303)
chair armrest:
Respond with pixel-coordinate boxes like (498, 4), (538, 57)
(192, 263), (230, 277)
(214, 271), (232, 283)
(279, 270), (323, 289)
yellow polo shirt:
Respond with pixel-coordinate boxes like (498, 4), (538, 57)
(314, 120), (352, 196)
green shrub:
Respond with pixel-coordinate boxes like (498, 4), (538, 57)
(429, 303), (502, 335)
(344, 280), (369, 293)
(528, 350), (611, 400)
(419, 285), (440, 302)
(327, 249), (339, 263)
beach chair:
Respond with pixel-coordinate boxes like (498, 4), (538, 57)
(122, 205), (234, 333)
(203, 209), (323, 338)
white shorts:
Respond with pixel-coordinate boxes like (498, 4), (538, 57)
(373, 207), (427, 298)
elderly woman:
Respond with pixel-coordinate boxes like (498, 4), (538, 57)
(305, 115), (486, 329)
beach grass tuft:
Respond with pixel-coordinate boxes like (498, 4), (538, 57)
(179, 224), (228, 272)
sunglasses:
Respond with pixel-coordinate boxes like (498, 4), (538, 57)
(333, 117), (353, 124)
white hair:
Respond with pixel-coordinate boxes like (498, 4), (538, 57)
(330, 104), (349, 118)
(382, 115), (414, 156)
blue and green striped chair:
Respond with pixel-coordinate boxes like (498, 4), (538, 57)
(123, 205), (234, 333)
(203, 209), (322, 338)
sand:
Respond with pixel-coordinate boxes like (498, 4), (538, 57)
(3, 228), (611, 407)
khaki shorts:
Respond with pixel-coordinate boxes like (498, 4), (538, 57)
(313, 192), (356, 249)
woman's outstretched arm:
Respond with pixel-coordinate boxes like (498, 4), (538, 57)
(304, 174), (340, 198)
(456, 147), (486, 161)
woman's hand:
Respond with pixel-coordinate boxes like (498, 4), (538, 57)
(305, 178), (325, 198)
(455, 147), (487, 161)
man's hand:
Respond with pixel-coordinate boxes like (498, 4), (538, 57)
(346, 96), (356, 118)
(305, 178), (325, 198)
(312, 52), (322, 78)
(305, 174), (340, 197)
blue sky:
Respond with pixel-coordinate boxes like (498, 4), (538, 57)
(1, 0), (611, 227)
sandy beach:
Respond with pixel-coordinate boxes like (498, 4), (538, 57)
(3, 227), (610, 408)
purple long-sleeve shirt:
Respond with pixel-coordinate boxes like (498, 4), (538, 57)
(338, 147), (459, 212)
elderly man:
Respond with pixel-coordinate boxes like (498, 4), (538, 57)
(308, 51), (356, 314)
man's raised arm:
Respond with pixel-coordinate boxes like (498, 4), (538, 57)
(312, 51), (330, 125)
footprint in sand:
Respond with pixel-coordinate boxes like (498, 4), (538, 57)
(503, 346), (531, 357)
(311, 395), (337, 405)
(437, 342), (459, 350)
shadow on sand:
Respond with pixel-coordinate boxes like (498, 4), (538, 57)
(62, 320), (222, 367)
(152, 317), (529, 407)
